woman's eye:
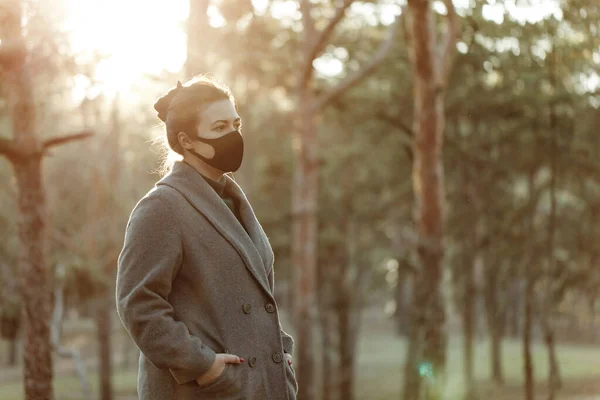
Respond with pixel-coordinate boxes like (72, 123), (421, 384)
(216, 126), (225, 132)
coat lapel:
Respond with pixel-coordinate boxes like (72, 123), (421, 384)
(223, 175), (275, 271)
(156, 161), (273, 297)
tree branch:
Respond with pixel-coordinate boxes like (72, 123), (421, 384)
(310, 0), (353, 62)
(376, 111), (413, 138)
(299, 0), (354, 88)
(437, 0), (460, 87)
(313, 15), (401, 112)
(0, 137), (24, 160)
(43, 131), (93, 151)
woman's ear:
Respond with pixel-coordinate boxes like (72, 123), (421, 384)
(177, 132), (193, 150)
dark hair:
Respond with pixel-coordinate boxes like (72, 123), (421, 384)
(153, 75), (235, 174)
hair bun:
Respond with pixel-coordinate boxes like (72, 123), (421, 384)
(154, 81), (184, 122)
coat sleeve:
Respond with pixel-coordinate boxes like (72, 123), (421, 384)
(116, 191), (217, 385)
(267, 266), (295, 357)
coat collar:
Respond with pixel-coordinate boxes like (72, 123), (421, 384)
(156, 161), (274, 297)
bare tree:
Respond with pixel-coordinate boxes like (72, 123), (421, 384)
(401, 0), (459, 399)
(0, 2), (91, 398)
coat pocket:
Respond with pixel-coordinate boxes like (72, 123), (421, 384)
(195, 363), (241, 396)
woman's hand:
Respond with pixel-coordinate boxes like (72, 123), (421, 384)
(196, 353), (244, 386)
(284, 352), (292, 366)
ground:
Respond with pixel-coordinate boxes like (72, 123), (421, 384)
(1, 309), (600, 400)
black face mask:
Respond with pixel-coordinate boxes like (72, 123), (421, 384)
(189, 130), (244, 173)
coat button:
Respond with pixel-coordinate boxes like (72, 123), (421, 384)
(265, 303), (276, 313)
(249, 357), (257, 368)
(243, 302), (252, 314)
(272, 352), (283, 363)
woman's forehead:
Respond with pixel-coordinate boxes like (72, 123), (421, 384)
(200, 99), (239, 122)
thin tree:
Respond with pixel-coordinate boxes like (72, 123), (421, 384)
(401, 0), (459, 399)
(543, 20), (561, 399)
(0, 2), (91, 398)
(293, 2), (400, 398)
(92, 96), (123, 400)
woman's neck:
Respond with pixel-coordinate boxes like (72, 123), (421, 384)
(182, 155), (224, 182)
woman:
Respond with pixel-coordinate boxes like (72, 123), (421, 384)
(116, 76), (298, 400)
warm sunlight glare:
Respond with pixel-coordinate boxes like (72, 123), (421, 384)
(60, 0), (565, 103)
(63, 0), (189, 101)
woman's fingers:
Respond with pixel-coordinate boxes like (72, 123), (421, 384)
(222, 353), (244, 364)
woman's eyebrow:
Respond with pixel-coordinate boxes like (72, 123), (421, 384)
(210, 118), (241, 127)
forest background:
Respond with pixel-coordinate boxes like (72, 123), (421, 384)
(1, 0), (600, 400)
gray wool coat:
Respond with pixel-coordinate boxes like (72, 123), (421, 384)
(116, 161), (298, 400)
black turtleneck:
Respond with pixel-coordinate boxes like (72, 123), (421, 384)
(202, 174), (246, 231)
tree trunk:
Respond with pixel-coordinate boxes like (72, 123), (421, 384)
(292, 2), (401, 398)
(461, 165), (477, 399)
(319, 309), (334, 400)
(523, 168), (536, 400)
(4, 2), (54, 398)
(394, 262), (412, 337)
(506, 281), (521, 338)
(317, 247), (336, 400)
(338, 294), (354, 400)
(484, 268), (504, 385)
(337, 217), (355, 400)
(462, 258), (476, 399)
(543, 25), (560, 399)
(292, 91), (319, 400)
(541, 314), (561, 398)
(402, 0), (458, 397)
(97, 294), (113, 400)
(523, 277), (534, 400)
(490, 328), (503, 385)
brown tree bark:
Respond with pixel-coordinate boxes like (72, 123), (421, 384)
(293, 3), (400, 398)
(402, 0), (459, 399)
(3, 3), (53, 398)
(96, 294), (113, 400)
(1, 4), (89, 399)
(291, 92), (319, 399)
